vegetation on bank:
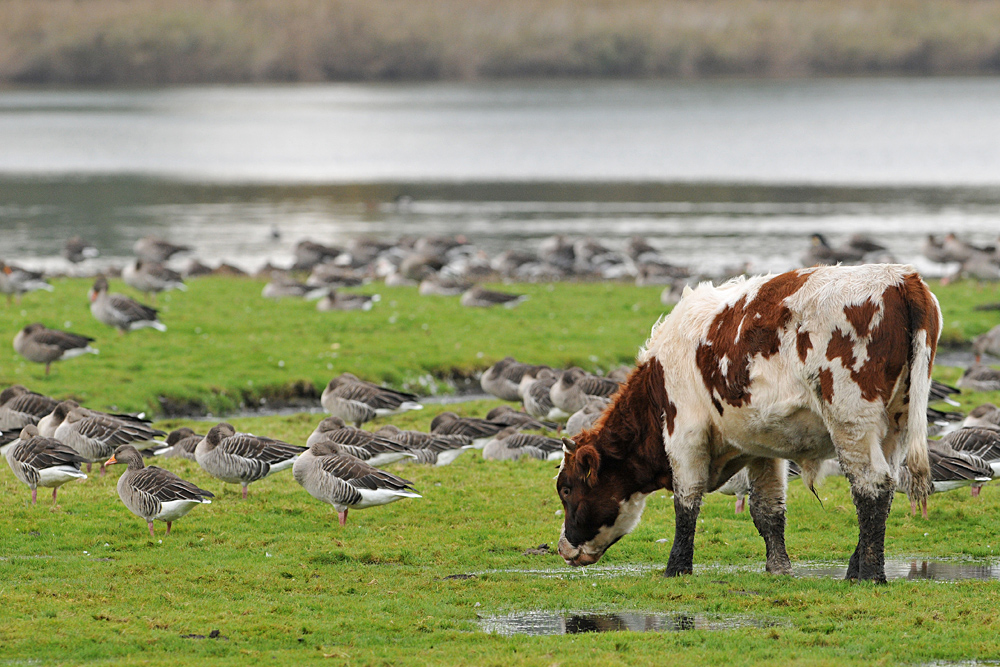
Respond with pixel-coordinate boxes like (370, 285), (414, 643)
(0, 275), (995, 417)
(4, 1), (1000, 85)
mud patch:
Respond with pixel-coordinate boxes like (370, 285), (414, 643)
(481, 611), (785, 636)
(792, 558), (1000, 582)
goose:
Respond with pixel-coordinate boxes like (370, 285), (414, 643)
(418, 275), (472, 297)
(715, 469), (751, 513)
(305, 263), (366, 288)
(292, 240), (344, 271)
(482, 426), (563, 462)
(122, 259), (186, 303)
(52, 404), (167, 474)
(13, 323), (99, 375)
(316, 290), (379, 312)
(549, 367), (621, 414)
(0, 261), (53, 305)
(942, 232), (992, 264)
(89, 276), (166, 333)
(522, 369), (570, 422)
(939, 427), (1000, 475)
(429, 411), (506, 447)
(133, 236), (190, 263)
(155, 427), (204, 461)
(194, 423), (306, 499)
(922, 235), (951, 264)
(106, 444), (213, 537)
(0, 385), (59, 431)
(973, 325), (1000, 362)
(929, 379), (961, 407)
(480, 357), (551, 402)
(306, 417), (416, 466)
(484, 405), (558, 431)
(261, 272), (327, 300)
(956, 365), (1000, 392)
(800, 233), (866, 266)
(373, 424), (474, 466)
(63, 236), (99, 264)
(3, 425), (88, 504)
(320, 373), (422, 427)
(459, 285), (527, 308)
(898, 440), (994, 518)
(962, 404), (1000, 431)
(926, 406), (963, 437)
(292, 440), (421, 526)
(565, 396), (612, 437)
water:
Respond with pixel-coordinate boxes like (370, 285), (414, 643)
(480, 610), (784, 636)
(1, 80), (999, 277)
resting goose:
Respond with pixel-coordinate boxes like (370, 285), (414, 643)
(956, 365), (1000, 393)
(927, 406), (963, 437)
(929, 379), (961, 407)
(292, 441), (421, 526)
(3, 425), (88, 504)
(565, 396), (612, 437)
(973, 325), (1000, 362)
(482, 426), (563, 462)
(306, 417), (416, 466)
(374, 424), (474, 466)
(195, 423), (306, 499)
(51, 403), (167, 474)
(522, 369), (570, 422)
(429, 411), (506, 447)
(460, 285), (528, 309)
(122, 259), (186, 303)
(155, 427), (204, 461)
(106, 444), (213, 537)
(0, 385), (59, 432)
(13, 323), (98, 375)
(0, 261), (53, 305)
(89, 276), (166, 333)
(133, 236), (190, 263)
(320, 373), (422, 427)
(63, 236), (99, 264)
(484, 405), (558, 431)
(549, 367), (621, 414)
(963, 404), (1000, 431)
(316, 290), (379, 312)
(480, 357), (551, 402)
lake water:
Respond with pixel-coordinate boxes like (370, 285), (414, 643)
(1, 79), (999, 276)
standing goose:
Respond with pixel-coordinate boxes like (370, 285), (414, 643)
(320, 373), (422, 427)
(549, 367), (621, 414)
(0, 261), (53, 305)
(306, 417), (416, 466)
(429, 411), (506, 447)
(106, 444), (213, 536)
(484, 405), (558, 431)
(939, 426), (1000, 478)
(53, 405), (167, 474)
(195, 423), (306, 499)
(13, 323), (99, 375)
(482, 426), (563, 462)
(122, 259), (186, 304)
(155, 427), (205, 461)
(133, 236), (190, 263)
(89, 276), (167, 333)
(3, 425), (88, 504)
(0, 385), (59, 432)
(63, 236), (99, 264)
(480, 357), (551, 402)
(898, 440), (994, 518)
(374, 424), (474, 466)
(292, 440), (421, 526)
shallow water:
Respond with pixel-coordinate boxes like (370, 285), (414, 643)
(480, 610), (784, 636)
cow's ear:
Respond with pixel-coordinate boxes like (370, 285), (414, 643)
(577, 446), (601, 487)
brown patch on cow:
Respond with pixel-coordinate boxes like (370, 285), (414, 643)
(796, 327), (813, 363)
(844, 300), (879, 338)
(902, 272), (941, 374)
(696, 270), (811, 409)
(825, 329), (857, 369)
(818, 367), (835, 403)
(588, 358), (677, 455)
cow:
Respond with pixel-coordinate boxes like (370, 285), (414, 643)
(556, 264), (940, 583)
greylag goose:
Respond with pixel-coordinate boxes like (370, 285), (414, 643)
(133, 236), (190, 263)
(292, 240), (344, 271)
(480, 357), (551, 402)
(565, 396), (612, 437)
(939, 427), (1000, 472)
(50, 403), (167, 474)
(261, 272), (326, 300)
(715, 469), (751, 513)
(106, 444), (213, 536)
(122, 259), (186, 303)
(926, 406), (963, 437)
(89, 276), (166, 333)
(898, 439), (993, 518)
(956, 365), (1000, 392)
(63, 236), (99, 264)
(155, 427), (204, 461)
(418, 275), (472, 296)
(373, 424), (474, 466)
(929, 379), (961, 407)
(320, 373), (422, 427)
(549, 367), (621, 414)
(922, 235), (951, 264)
(0, 261), (53, 305)
(195, 423), (306, 499)
(3, 425), (88, 504)
(800, 233), (865, 266)
(305, 263), (365, 289)
(460, 285), (527, 309)
(484, 405), (558, 431)
(482, 426), (563, 462)
(316, 290), (379, 312)
(0, 385), (59, 431)
(973, 325), (1000, 362)
(522, 369), (570, 422)
(13, 323), (98, 375)
(306, 417), (416, 466)
(429, 411), (506, 447)
(292, 440), (421, 526)
(962, 404), (1000, 431)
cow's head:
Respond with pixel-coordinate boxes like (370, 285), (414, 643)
(554, 358), (675, 567)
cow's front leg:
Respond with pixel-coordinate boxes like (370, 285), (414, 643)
(844, 474), (894, 583)
(746, 458), (792, 575)
(664, 492), (702, 577)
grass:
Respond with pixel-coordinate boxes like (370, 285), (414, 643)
(4, 0), (1000, 85)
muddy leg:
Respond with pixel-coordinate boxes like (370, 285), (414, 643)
(664, 494), (701, 577)
(845, 475), (894, 583)
(746, 458), (792, 575)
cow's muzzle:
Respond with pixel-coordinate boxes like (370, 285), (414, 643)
(557, 535), (601, 567)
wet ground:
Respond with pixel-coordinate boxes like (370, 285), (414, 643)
(480, 610), (785, 636)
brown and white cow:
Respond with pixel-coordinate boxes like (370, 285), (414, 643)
(556, 264), (940, 582)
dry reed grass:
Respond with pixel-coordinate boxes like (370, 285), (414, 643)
(2, 0), (1000, 84)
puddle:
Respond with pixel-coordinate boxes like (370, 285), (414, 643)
(481, 611), (784, 636)
(793, 559), (1000, 582)
(475, 564), (660, 579)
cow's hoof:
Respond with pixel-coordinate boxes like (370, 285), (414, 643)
(766, 561), (793, 576)
(662, 566), (692, 577)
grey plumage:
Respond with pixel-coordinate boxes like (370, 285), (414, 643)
(89, 276), (166, 332)
(13, 323), (98, 375)
(320, 373), (422, 427)
(0, 385), (59, 431)
(307, 417), (416, 466)
(484, 405), (557, 431)
(482, 426), (563, 462)
(480, 357), (551, 402)
(195, 422), (306, 499)
(3, 425), (88, 504)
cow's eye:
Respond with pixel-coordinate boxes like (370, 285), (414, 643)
(560, 486), (571, 498)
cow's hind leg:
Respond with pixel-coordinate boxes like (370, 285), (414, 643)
(746, 458), (792, 575)
(836, 430), (895, 583)
(664, 492), (702, 577)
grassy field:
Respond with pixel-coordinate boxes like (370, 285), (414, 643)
(2, 276), (1000, 664)
(4, 0), (1000, 85)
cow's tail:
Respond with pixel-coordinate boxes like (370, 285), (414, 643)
(902, 282), (940, 513)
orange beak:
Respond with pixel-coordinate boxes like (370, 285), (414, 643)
(105, 455), (118, 466)
(88, 289), (97, 303)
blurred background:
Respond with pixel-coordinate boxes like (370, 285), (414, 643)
(2, 0), (999, 277)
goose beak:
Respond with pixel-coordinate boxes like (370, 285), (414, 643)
(105, 455), (118, 466)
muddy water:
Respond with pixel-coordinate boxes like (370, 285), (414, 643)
(480, 610), (784, 636)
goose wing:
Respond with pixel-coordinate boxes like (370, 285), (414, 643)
(108, 293), (159, 323)
(17, 436), (87, 468)
(31, 328), (94, 352)
(320, 454), (415, 492)
(575, 375), (621, 397)
(3, 391), (59, 419)
(334, 382), (417, 410)
(131, 466), (214, 501)
(221, 432), (305, 464)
